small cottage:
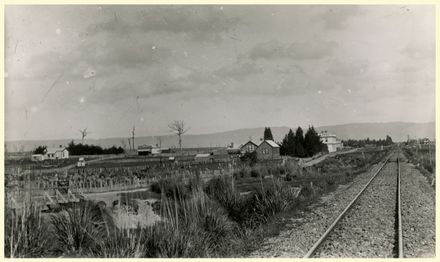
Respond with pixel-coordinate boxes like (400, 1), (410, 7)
(240, 141), (258, 154)
(255, 140), (280, 160)
(45, 146), (69, 160)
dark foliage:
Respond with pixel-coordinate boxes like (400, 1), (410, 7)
(280, 126), (323, 158)
(263, 127), (274, 141)
(33, 146), (47, 154)
(67, 141), (124, 155)
(342, 135), (393, 148)
(150, 177), (190, 200)
(294, 127), (305, 157)
(303, 126), (323, 157)
(240, 151), (258, 166)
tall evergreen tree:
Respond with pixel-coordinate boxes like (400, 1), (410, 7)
(280, 134), (289, 155)
(294, 126), (305, 157)
(304, 127), (314, 157)
(304, 126), (322, 157)
(286, 129), (295, 156)
(264, 127), (274, 140)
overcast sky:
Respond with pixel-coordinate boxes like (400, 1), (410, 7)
(5, 5), (435, 141)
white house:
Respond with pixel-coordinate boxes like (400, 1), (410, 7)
(319, 131), (343, 153)
(45, 146), (69, 160)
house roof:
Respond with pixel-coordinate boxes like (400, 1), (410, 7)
(195, 153), (211, 158)
(320, 133), (337, 138)
(46, 147), (68, 154)
(240, 140), (258, 148)
(260, 140), (280, 148)
(138, 145), (152, 150)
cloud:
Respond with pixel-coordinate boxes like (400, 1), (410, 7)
(87, 6), (241, 42)
(400, 43), (435, 60)
(24, 33), (173, 84)
(248, 39), (337, 60)
(214, 62), (264, 79)
(327, 59), (369, 76)
(313, 6), (362, 30)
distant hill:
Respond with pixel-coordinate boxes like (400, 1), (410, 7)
(5, 122), (435, 152)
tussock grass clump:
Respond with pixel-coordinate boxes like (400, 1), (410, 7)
(50, 201), (115, 257)
(6, 171), (304, 258)
(4, 205), (50, 258)
(142, 188), (238, 257)
(205, 176), (298, 229)
(92, 228), (145, 258)
(150, 177), (190, 199)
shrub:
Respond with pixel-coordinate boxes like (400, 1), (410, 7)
(92, 228), (145, 258)
(50, 201), (115, 256)
(240, 151), (257, 166)
(143, 189), (237, 257)
(150, 177), (189, 200)
(4, 205), (50, 258)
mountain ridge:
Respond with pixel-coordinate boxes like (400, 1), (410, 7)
(5, 122), (435, 152)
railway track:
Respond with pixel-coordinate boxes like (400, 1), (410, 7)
(304, 152), (404, 258)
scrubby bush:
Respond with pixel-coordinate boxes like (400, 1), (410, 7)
(240, 151), (257, 166)
(50, 201), (115, 256)
(92, 228), (145, 258)
(150, 177), (190, 200)
(4, 205), (51, 258)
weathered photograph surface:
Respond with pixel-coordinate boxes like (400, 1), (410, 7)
(4, 5), (435, 258)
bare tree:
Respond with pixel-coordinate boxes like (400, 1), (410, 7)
(131, 125), (136, 151)
(168, 120), (190, 153)
(79, 128), (90, 144)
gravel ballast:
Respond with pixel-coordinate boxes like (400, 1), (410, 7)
(248, 161), (387, 258)
(400, 160), (435, 257)
(313, 161), (398, 258)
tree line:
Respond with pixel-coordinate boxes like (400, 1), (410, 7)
(33, 142), (125, 156)
(67, 141), (124, 155)
(342, 135), (393, 148)
(264, 126), (326, 158)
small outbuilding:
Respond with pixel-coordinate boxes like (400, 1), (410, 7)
(319, 131), (343, 153)
(195, 153), (212, 163)
(138, 145), (152, 155)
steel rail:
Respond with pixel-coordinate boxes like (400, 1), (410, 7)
(303, 156), (391, 258)
(397, 157), (404, 258)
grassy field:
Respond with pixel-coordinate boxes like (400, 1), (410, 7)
(4, 148), (389, 258)
(403, 144), (435, 186)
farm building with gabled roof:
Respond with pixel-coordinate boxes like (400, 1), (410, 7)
(255, 140), (280, 160)
(45, 146), (69, 160)
(240, 140), (258, 154)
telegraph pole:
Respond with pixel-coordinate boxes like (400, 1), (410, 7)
(132, 125), (135, 152)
